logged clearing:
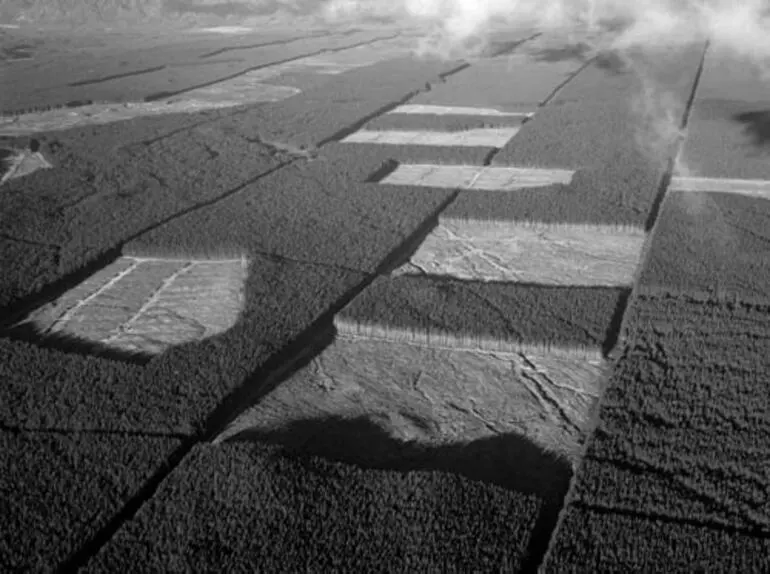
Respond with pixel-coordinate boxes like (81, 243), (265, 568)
(379, 163), (574, 190)
(13, 255), (248, 356)
(217, 336), (606, 462)
(397, 219), (645, 286)
(341, 127), (521, 147)
(363, 111), (528, 134)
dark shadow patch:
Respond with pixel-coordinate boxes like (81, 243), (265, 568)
(65, 99), (93, 109)
(234, 414), (572, 499)
(364, 158), (399, 183)
(482, 34), (539, 58)
(601, 287), (631, 356)
(55, 438), (198, 574)
(3, 322), (156, 365)
(733, 110), (770, 148)
(529, 42), (593, 64)
(230, 415), (573, 570)
(593, 50), (629, 75)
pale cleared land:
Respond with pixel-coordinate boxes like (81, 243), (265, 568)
(380, 164), (574, 189)
(0, 147), (53, 184)
(388, 104), (535, 117)
(396, 220), (646, 286)
(16, 255), (247, 355)
(341, 128), (521, 147)
(216, 336), (606, 463)
(670, 176), (770, 200)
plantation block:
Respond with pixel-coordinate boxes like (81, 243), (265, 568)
(544, 506), (770, 572)
(1, 430), (179, 572)
(86, 441), (547, 572)
(335, 274), (624, 353)
(638, 189), (770, 302)
(572, 294), (770, 532)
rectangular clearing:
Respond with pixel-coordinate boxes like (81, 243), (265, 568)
(397, 220), (645, 286)
(216, 334), (605, 464)
(388, 104), (534, 117)
(670, 175), (770, 200)
(379, 164), (573, 190)
(341, 128), (521, 148)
